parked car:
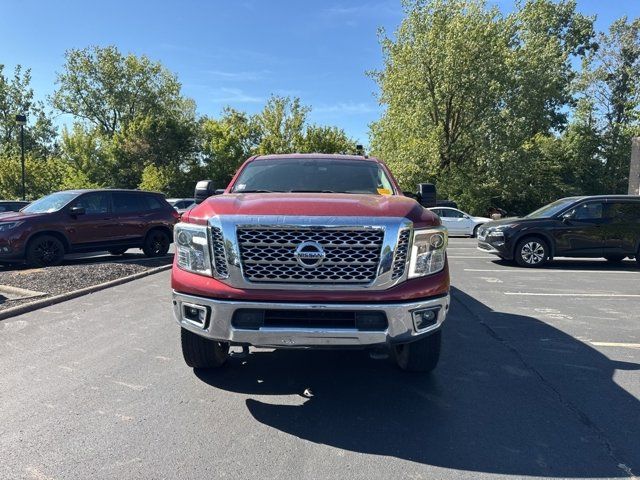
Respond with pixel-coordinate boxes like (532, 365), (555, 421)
(477, 195), (640, 267)
(429, 207), (491, 237)
(172, 153), (450, 373)
(167, 198), (195, 214)
(0, 200), (30, 213)
(436, 199), (458, 209)
(0, 189), (179, 267)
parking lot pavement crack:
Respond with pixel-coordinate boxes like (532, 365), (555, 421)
(452, 293), (638, 479)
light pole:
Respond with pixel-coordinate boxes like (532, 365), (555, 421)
(15, 114), (27, 200)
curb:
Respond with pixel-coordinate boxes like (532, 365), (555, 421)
(0, 264), (172, 321)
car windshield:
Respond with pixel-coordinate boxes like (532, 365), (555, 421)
(525, 198), (578, 219)
(22, 191), (79, 213)
(231, 158), (395, 195)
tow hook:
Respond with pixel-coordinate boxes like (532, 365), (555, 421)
(230, 345), (250, 358)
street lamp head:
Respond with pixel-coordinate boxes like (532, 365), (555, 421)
(15, 114), (27, 125)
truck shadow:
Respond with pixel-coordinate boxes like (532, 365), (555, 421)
(194, 286), (640, 477)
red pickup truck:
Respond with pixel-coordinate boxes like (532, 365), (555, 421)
(171, 154), (450, 372)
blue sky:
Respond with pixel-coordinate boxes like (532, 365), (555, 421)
(1, 0), (638, 145)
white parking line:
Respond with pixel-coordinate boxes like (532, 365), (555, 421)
(448, 256), (493, 259)
(464, 268), (638, 275)
(504, 292), (640, 298)
(590, 342), (640, 349)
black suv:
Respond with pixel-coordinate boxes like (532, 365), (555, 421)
(477, 195), (640, 267)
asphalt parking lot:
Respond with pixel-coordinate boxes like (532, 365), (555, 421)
(0, 238), (638, 479)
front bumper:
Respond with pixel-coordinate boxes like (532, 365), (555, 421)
(172, 291), (450, 348)
(477, 240), (511, 259)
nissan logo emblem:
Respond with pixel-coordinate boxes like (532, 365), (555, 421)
(294, 241), (326, 268)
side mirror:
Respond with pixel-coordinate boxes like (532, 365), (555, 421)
(69, 206), (85, 217)
(463, 214), (470, 219)
(561, 210), (575, 223)
(194, 180), (217, 204)
(417, 183), (437, 208)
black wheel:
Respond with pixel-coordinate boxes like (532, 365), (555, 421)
(25, 235), (65, 267)
(108, 248), (128, 256)
(142, 229), (171, 257)
(181, 328), (229, 369)
(472, 225), (481, 238)
(605, 255), (625, 263)
(515, 237), (549, 267)
(393, 331), (441, 373)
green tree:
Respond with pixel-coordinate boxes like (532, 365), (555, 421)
(59, 124), (113, 187)
(254, 96), (309, 155)
(52, 46), (195, 137)
(573, 17), (640, 193)
(0, 64), (57, 157)
(200, 108), (260, 187)
(0, 153), (67, 200)
(297, 125), (357, 154)
(370, 0), (595, 214)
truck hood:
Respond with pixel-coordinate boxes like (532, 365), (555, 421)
(185, 193), (440, 227)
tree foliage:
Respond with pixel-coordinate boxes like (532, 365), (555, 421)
(370, 0), (609, 214)
(52, 46), (195, 137)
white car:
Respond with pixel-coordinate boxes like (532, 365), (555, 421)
(167, 198), (196, 215)
(429, 207), (491, 237)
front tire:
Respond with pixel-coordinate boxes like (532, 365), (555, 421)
(472, 224), (481, 238)
(393, 331), (441, 373)
(25, 235), (65, 267)
(515, 237), (549, 267)
(142, 229), (171, 257)
(181, 328), (229, 369)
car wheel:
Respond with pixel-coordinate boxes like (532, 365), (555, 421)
(515, 237), (549, 267)
(392, 331), (441, 373)
(108, 248), (128, 256)
(25, 235), (65, 267)
(472, 224), (482, 238)
(605, 255), (625, 263)
(142, 229), (171, 257)
(181, 328), (229, 369)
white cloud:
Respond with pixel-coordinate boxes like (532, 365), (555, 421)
(209, 87), (264, 104)
(314, 102), (379, 115)
(205, 70), (271, 81)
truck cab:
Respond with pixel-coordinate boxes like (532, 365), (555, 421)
(171, 154), (450, 372)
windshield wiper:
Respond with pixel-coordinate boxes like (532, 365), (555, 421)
(287, 189), (339, 193)
(235, 189), (281, 193)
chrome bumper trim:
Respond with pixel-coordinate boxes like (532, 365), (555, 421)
(477, 243), (501, 255)
(172, 291), (450, 348)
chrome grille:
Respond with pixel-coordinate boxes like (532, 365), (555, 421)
(391, 229), (411, 279)
(237, 227), (384, 283)
(210, 226), (229, 277)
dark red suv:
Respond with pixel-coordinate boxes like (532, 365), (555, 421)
(0, 189), (178, 267)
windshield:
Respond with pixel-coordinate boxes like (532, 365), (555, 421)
(22, 191), (79, 214)
(525, 198), (578, 219)
(231, 158), (395, 195)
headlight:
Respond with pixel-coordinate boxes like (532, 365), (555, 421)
(486, 225), (512, 240)
(175, 223), (212, 276)
(0, 221), (23, 232)
(408, 227), (448, 279)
